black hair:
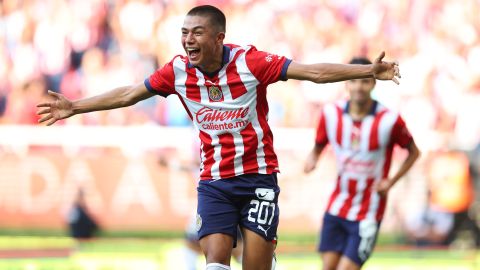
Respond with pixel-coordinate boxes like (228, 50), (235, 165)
(187, 5), (226, 33)
(349, 57), (372, 65)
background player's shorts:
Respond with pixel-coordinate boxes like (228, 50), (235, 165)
(197, 173), (280, 247)
(319, 213), (380, 266)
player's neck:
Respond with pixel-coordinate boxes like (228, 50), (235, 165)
(348, 99), (373, 121)
(197, 45), (224, 74)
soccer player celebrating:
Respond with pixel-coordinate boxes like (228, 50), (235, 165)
(304, 57), (420, 270)
(37, 5), (401, 270)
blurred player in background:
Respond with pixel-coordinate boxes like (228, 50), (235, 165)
(403, 189), (454, 247)
(428, 150), (480, 248)
(304, 57), (419, 270)
(37, 5), (400, 270)
(67, 188), (99, 241)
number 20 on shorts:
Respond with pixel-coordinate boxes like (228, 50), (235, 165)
(247, 200), (276, 225)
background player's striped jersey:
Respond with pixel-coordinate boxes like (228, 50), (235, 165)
(315, 101), (413, 221)
(146, 44), (291, 180)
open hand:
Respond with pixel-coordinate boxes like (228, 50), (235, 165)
(372, 52), (401, 85)
(36, 90), (74, 125)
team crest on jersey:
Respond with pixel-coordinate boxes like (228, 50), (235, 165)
(196, 213), (202, 231)
(208, 86), (223, 101)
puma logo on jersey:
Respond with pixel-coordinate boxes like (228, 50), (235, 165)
(257, 225), (270, 236)
(255, 188), (275, 201)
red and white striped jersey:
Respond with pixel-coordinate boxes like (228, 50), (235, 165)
(146, 44), (291, 180)
(315, 100), (413, 221)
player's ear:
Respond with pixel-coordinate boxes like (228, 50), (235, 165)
(216, 32), (225, 43)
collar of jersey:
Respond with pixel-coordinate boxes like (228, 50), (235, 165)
(344, 100), (378, 116)
(187, 45), (231, 78)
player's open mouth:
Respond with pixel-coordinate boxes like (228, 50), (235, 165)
(187, 48), (200, 61)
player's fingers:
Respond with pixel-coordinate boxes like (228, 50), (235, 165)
(36, 102), (51, 108)
(47, 90), (61, 98)
(38, 114), (53, 124)
(46, 117), (57, 126)
(36, 108), (51, 115)
(375, 51), (385, 63)
(394, 66), (401, 78)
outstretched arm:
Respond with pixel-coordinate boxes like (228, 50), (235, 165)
(37, 82), (154, 126)
(286, 52), (401, 84)
(375, 141), (421, 196)
(304, 143), (327, 174)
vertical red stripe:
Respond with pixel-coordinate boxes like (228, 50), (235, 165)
(382, 116), (402, 178)
(376, 196), (387, 221)
(218, 133), (235, 178)
(185, 68), (201, 102)
(356, 178), (375, 220)
(240, 122), (259, 173)
(338, 179), (357, 218)
(226, 50), (248, 99)
(335, 106), (343, 146)
(255, 85), (278, 173)
(383, 145), (395, 179)
(326, 176), (341, 212)
(368, 110), (387, 150)
(199, 131), (214, 179)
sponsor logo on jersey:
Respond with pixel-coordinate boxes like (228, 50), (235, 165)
(257, 225), (271, 236)
(196, 107), (249, 123)
(195, 106), (250, 130)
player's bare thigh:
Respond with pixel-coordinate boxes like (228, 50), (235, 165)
(321, 251), (342, 270)
(337, 255), (361, 270)
(199, 233), (234, 265)
(241, 227), (275, 270)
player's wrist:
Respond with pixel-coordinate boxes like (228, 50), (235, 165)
(368, 64), (377, 78)
(71, 100), (80, 115)
(386, 178), (396, 188)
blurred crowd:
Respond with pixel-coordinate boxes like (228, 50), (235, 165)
(0, 0), (480, 149)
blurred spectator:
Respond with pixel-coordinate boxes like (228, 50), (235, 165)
(427, 150), (480, 248)
(468, 140), (480, 203)
(0, 0), (477, 136)
(67, 189), (99, 240)
(4, 77), (46, 124)
(404, 191), (454, 247)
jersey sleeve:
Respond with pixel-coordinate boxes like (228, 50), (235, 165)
(315, 109), (329, 146)
(144, 59), (177, 97)
(245, 46), (292, 85)
(391, 115), (413, 148)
